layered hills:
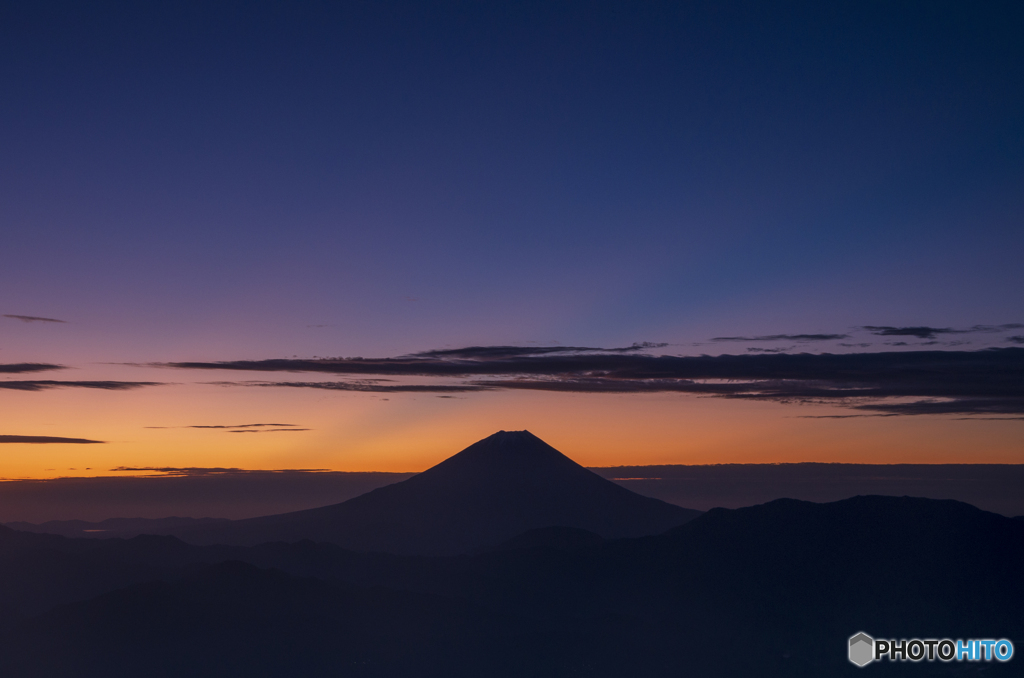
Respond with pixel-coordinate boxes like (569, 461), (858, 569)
(2, 431), (1020, 675)
(1, 494), (1021, 677)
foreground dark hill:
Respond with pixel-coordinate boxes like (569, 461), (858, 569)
(1, 495), (1021, 677)
(4, 561), (506, 678)
(172, 431), (698, 554)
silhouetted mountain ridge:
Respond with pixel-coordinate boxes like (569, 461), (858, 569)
(171, 431), (698, 554)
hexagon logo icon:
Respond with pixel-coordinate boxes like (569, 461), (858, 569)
(849, 632), (874, 667)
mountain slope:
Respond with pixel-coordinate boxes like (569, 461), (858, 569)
(174, 431), (699, 554)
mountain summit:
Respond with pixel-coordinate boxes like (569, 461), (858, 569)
(176, 430), (699, 554)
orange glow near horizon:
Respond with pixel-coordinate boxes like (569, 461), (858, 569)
(3, 374), (1023, 480)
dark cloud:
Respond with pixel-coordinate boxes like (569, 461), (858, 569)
(746, 347), (793, 353)
(408, 342), (668, 360)
(204, 423), (299, 429)
(180, 346), (1024, 417)
(1008, 336), (1024, 344)
(0, 363), (65, 374)
(467, 377), (739, 394)
(864, 326), (956, 339)
(0, 435), (104, 444)
(970, 324), (1024, 332)
(711, 334), (849, 342)
(0, 381), (162, 392)
(851, 398), (1024, 417)
(864, 324), (1023, 340)
(3, 314), (66, 323)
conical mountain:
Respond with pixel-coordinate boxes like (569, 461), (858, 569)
(175, 430), (699, 555)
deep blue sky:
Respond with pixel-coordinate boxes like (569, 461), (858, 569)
(1, 1), (1023, 475)
(3, 0), (1022, 357)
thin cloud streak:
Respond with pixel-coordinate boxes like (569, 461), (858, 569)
(409, 343), (668, 359)
(711, 334), (848, 342)
(851, 398), (1024, 416)
(3, 314), (67, 323)
(109, 467), (330, 475)
(0, 363), (65, 374)
(234, 381), (491, 393)
(146, 423), (300, 429)
(0, 435), (105, 444)
(971, 324), (1024, 332)
(227, 428), (311, 433)
(0, 381), (162, 392)
(797, 415), (897, 419)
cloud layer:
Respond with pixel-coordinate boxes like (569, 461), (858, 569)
(161, 346), (1024, 416)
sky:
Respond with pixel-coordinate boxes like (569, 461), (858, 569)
(1, 0), (1023, 479)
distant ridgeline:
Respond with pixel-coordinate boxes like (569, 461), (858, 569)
(4, 456), (1023, 529)
(590, 462), (1024, 516)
